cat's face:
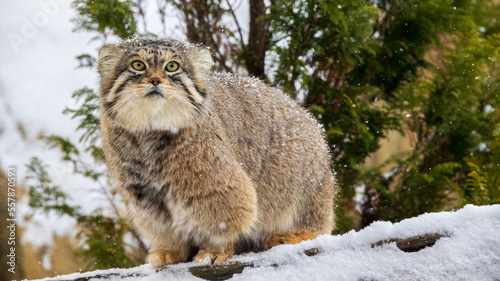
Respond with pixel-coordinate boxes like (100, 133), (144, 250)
(98, 38), (213, 133)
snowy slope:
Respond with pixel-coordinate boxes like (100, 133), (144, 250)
(38, 204), (500, 281)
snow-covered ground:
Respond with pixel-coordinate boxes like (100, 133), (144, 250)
(37, 204), (500, 281)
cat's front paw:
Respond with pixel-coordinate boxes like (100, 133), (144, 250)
(194, 250), (232, 264)
(149, 249), (187, 267)
(193, 241), (235, 264)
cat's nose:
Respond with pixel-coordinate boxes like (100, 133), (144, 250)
(149, 77), (161, 85)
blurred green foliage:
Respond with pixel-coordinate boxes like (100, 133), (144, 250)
(266, 0), (500, 231)
(27, 0), (500, 269)
(72, 0), (136, 39)
(27, 158), (136, 270)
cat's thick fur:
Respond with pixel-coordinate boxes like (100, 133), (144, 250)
(98, 38), (335, 266)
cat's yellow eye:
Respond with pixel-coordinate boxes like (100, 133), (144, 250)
(131, 60), (146, 71)
(165, 61), (179, 72)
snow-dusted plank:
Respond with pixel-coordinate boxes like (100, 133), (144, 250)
(43, 233), (444, 281)
(36, 205), (500, 281)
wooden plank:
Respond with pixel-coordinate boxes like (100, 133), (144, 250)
(371, 233), (446, 252)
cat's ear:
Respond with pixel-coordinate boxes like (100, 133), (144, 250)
(98, 44), (123, 75)
(188, 46), (214, 92)
(193, 47), (214, 75)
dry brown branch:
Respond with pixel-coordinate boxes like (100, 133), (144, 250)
(226, 0), (245, 45)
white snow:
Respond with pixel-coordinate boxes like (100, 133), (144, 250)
(353, 184), (366, 212)
(37, 204), (500, 281)
(485, 104), (495, 114)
